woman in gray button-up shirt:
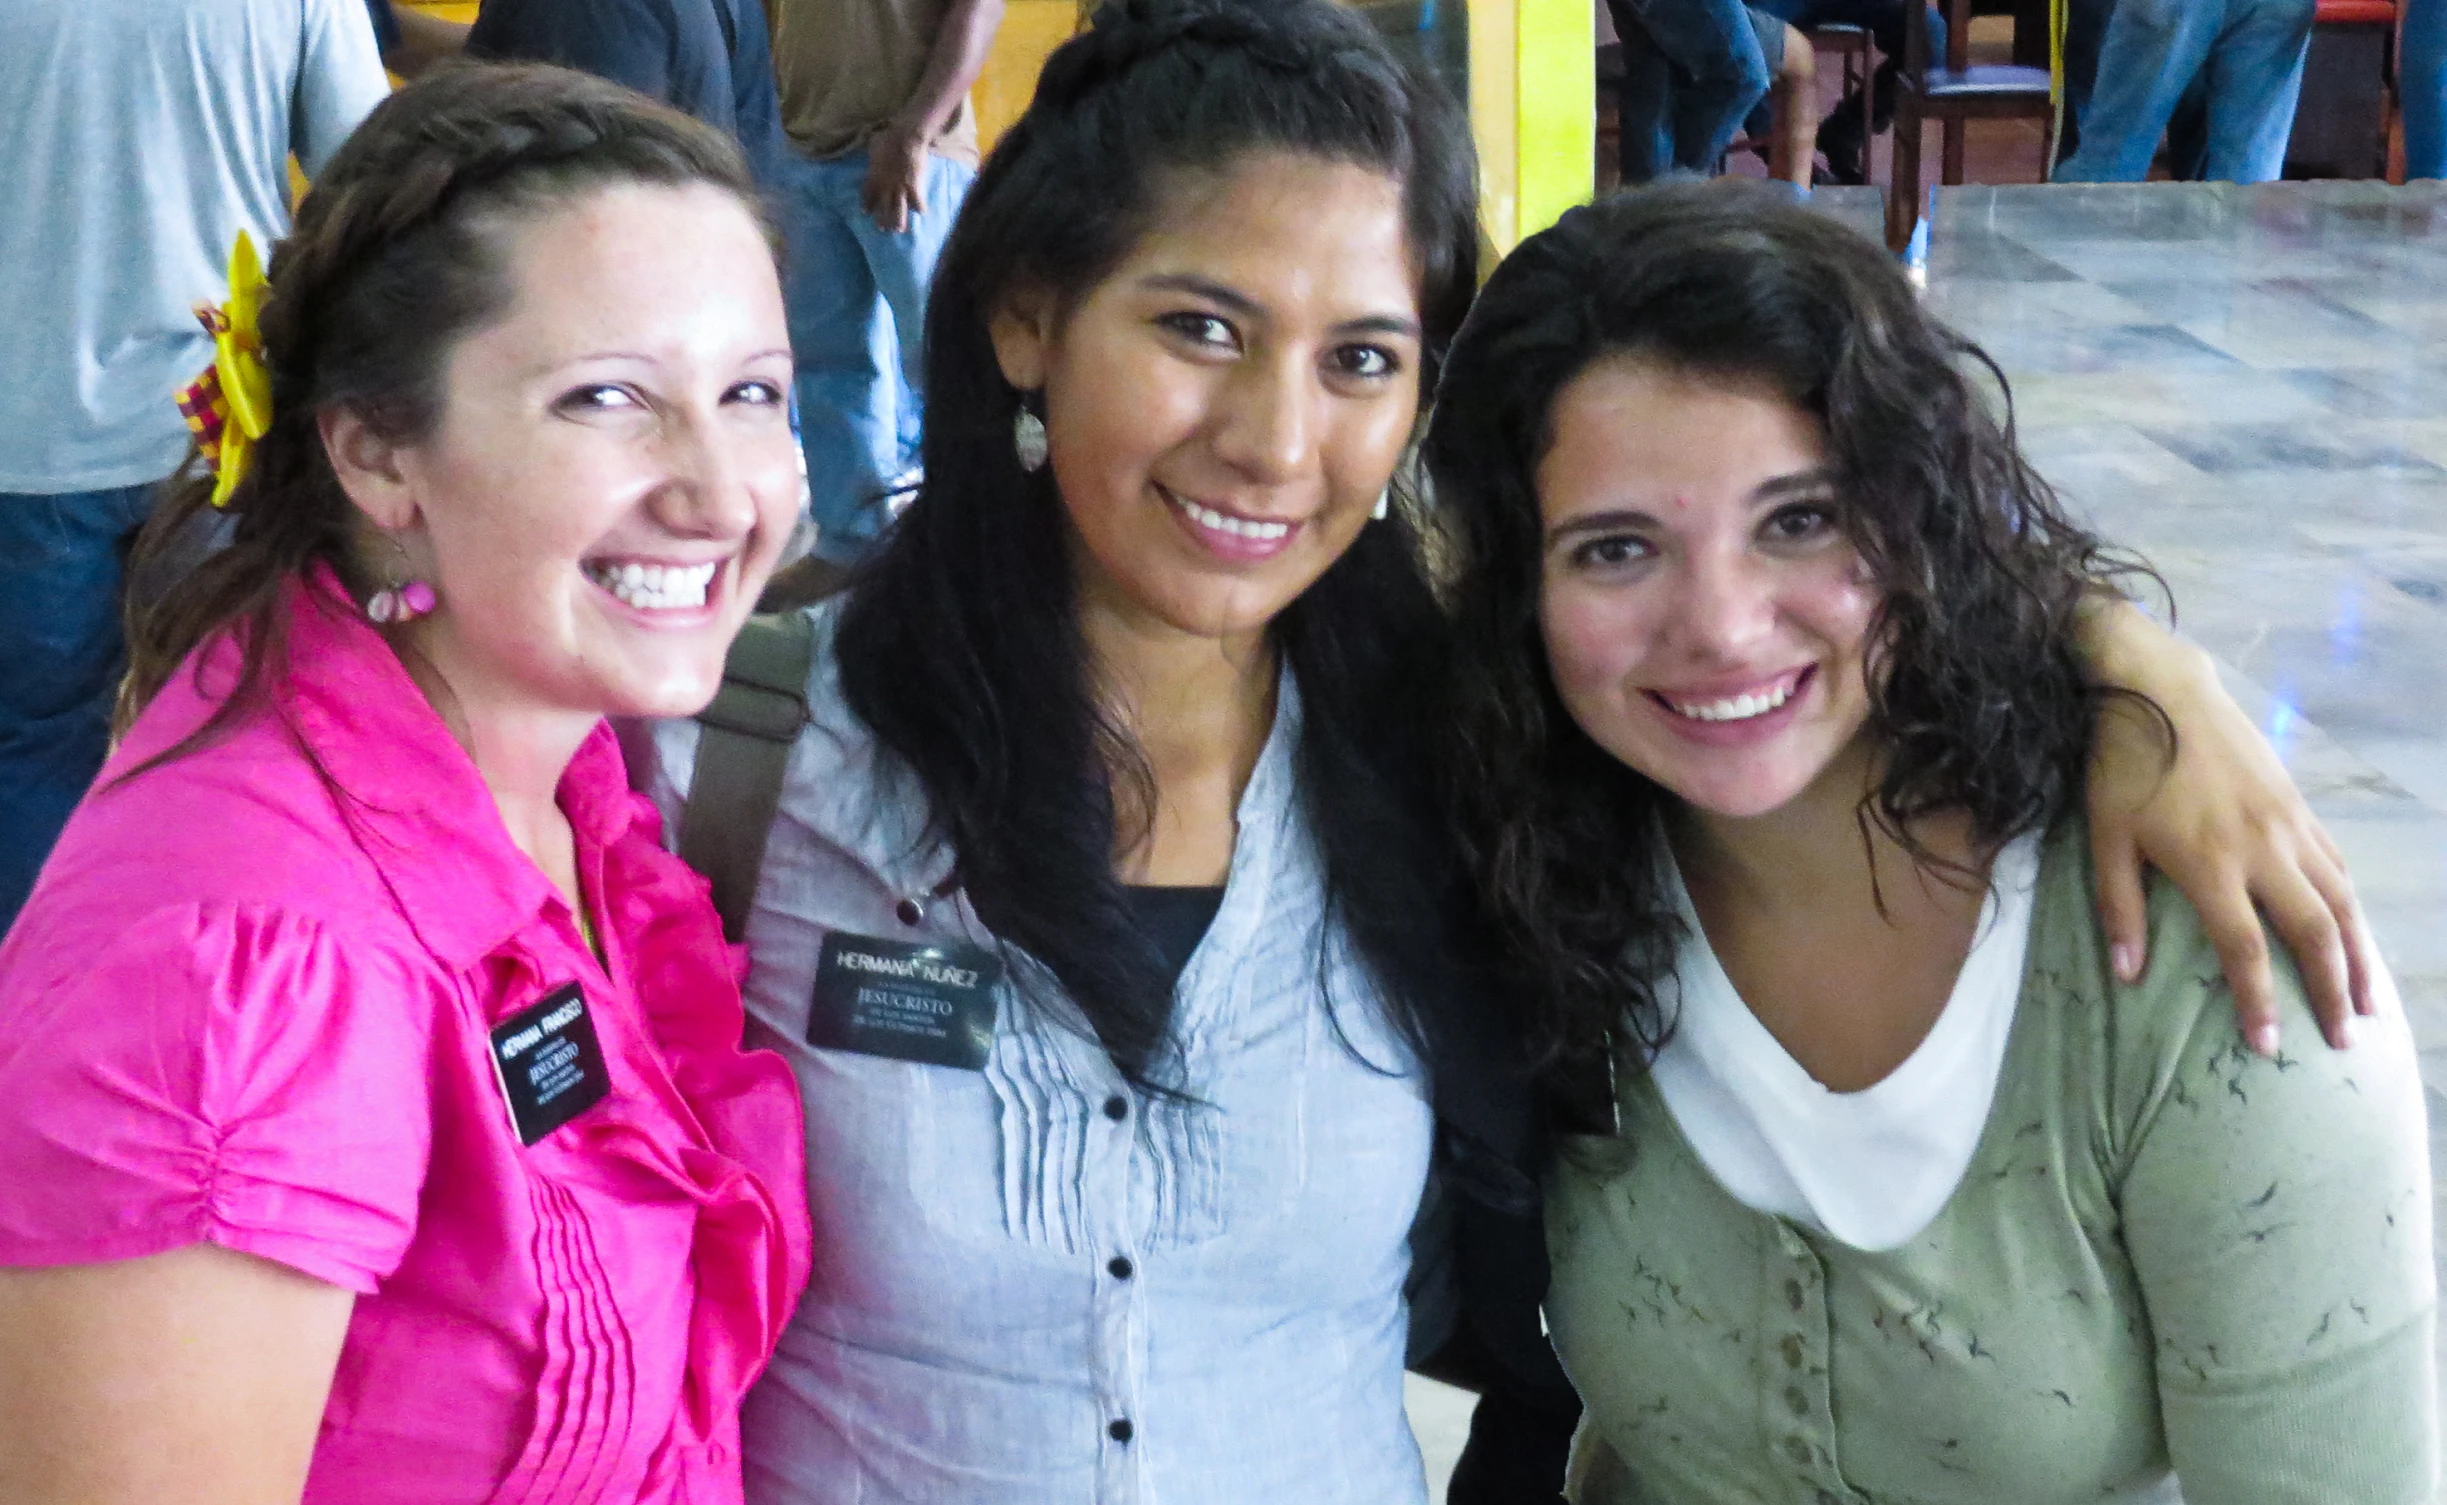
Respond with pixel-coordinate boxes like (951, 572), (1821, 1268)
(644, 3), (2389, 1502)
(655, 6), (1517, 1500)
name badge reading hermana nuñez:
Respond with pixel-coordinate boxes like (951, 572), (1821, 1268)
(489, 983), (610, 1146)
(809, 932), (1002, 1070)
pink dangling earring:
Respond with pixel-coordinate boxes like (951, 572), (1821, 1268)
(366, 536), (437, 624)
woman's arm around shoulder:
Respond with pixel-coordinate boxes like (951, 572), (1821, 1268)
(2078, 597), (2376, 1051)
(2112, 877), (2437, 1504)
(0, 1244), (354, 1505)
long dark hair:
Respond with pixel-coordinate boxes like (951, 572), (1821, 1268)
(1431, 182), (2157, 1075)
(120, 64), (765, 761)
(835, 0), (1480, 1092)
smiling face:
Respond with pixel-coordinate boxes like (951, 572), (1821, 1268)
(344, 180), (800, 725)
(1535, 356), (1883, 820)
(988, 151), (1424, 648)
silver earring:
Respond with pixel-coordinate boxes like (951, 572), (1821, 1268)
(1371, 488), (1391, 521)
(1014, 408), (1048, 472)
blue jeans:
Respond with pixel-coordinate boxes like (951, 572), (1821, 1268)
(2055, 0), (2316, 183)
(1609, 0), (1773, 180)
(779, 148), (974, 564)
(0, 482), (160, 932)
(2407, 0), (2447, 180)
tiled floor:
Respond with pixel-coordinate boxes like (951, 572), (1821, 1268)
(1899, 182), (2447, 1068)
(1410, 180), (2447, 1497)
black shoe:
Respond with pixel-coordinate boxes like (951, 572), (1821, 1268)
(1817, 112), (1867, 186)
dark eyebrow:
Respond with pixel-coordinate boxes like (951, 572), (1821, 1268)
(1138, 272), (1422, 341)
(1756, 466), (1840, 499)
(1546, 508), (1659, 547)
(547, 347), (797, 372)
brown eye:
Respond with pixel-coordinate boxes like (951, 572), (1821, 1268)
(556, 383), (641, 414)
(1570, 534), (1653, 570)
(1328, 343), (1398, 380)
(1764, 501), (1838, 542)
(1157, 312), (1237, 351)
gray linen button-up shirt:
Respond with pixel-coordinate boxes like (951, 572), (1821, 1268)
(646, 602), (1437, 1505)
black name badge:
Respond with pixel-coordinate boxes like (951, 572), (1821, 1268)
(488, 983), (610, 1146)
(809, 933), (1002, 1070)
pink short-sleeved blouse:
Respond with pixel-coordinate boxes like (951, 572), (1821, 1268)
(0, 570), (813, 1504)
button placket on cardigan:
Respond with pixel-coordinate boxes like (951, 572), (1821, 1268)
(1769, 1219), (1851, 1504)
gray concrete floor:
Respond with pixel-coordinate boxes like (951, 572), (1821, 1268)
(1408, 180), (2447, 1499)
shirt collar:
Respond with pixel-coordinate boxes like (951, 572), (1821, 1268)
(275, 565), (636, 969)
(789, 602), (1306, 903)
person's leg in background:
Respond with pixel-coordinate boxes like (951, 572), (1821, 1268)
(2058, 0), (2118, 161)
(857, 150), (974, 520)
(0, 482), (159, 932)
(2408, 0), (2447, 178)
(1750, 0), (1944, 184)
(2057, 0), (2226, 180)
(781, 151), (901, 565)
(2196, 0), (2315, 181)
(1607, 0), (1685, 180)
(1753, 13), (1818, 185)
(2163, 69), (2214, 178)
(1612, 0), (1773, 172)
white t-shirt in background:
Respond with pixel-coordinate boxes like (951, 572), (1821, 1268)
(0, 0), (387, 493)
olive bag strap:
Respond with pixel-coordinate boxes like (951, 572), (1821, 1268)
(678, 609), (818, 942)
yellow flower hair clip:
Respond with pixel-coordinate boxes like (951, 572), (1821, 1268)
(175, 230), (275, 508)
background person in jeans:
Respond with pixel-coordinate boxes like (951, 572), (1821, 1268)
(1607, 0), (1774, 181)
(771, 0), (1006, 563)
(0, 0), (386, 933)
(2056, 0), (2317, 183)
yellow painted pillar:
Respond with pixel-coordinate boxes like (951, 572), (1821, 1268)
(974, 0), (1086, 151)
(1469, 0), (1591, 259)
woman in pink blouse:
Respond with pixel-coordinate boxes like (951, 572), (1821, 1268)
(0, 66), (812, 1504)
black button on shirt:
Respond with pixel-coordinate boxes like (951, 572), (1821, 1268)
(1103, 1095), (1129, 1121)
(1108, 1256), (1134, 1279)
(1108, 1419), (1134, 1442)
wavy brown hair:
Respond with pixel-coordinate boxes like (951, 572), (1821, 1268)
(1428, 181), (2161, 1077)
(119, 63), (764, 763)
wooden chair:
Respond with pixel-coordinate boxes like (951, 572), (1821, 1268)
(1885, 0), (2056, 249)
(1809, 22), (1878, 183)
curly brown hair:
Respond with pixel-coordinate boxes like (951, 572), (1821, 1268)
(1426, 181), (2160, 1078)
(119, 63), (766, 762)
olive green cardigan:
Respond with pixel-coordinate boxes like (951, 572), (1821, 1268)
(1547, 822), (2437, 1505)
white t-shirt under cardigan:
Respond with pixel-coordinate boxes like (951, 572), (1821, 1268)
(1649, 833), (2042, 1252)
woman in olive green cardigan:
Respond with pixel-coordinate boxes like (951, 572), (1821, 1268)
(1429, 181), (2436, 1504)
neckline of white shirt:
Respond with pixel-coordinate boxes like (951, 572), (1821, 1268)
(1647, 830), (2044, 1252)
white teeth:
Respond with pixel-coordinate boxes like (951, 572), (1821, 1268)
(1168, 492), (1292, 542)
(1665, 681), (1797, 722)
(586, 559), (719, 611)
